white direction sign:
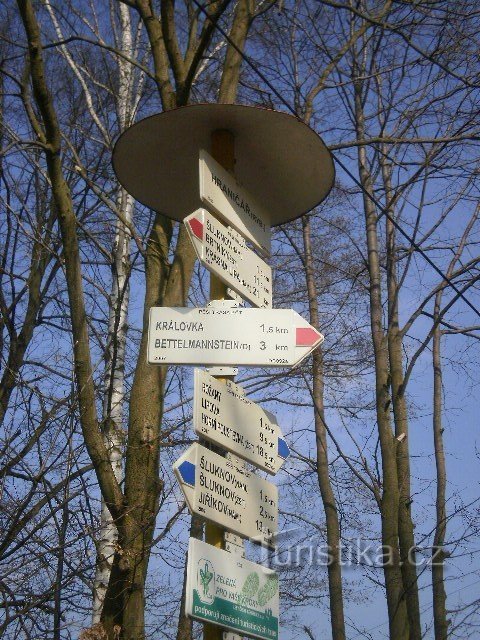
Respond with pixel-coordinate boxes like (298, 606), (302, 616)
(185, 209), (272, 308)
(194, 369), (289, 474)
(186, 538), (279, 640)
(200, 149), (271, 256)
(174, 443), (278, 547)
(148, 304), (323, 367)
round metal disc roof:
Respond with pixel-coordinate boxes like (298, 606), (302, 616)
(112, 104), (334, 226)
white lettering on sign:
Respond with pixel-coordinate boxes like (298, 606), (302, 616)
(199, 150), (271, 256)
(185, 209), (272, 308)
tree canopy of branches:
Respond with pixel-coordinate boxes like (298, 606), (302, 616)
(1, 1), (479, 640)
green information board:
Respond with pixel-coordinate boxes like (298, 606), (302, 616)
(186, 538), (279, 640)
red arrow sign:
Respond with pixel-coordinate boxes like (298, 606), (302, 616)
(149, 306), (324, 367)
(185, 209), (273, 308)
(296, 327), (321, 346)
(188, 217), (203, 240)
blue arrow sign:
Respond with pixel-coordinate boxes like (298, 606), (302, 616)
(278, 438), (290, 460)
(178, 460), (196, 487)
(193, 370), (290, 475)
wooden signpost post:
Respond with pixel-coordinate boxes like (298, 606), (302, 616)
(112, 104), (334, 640)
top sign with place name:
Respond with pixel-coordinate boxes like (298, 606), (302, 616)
(185, 208), (272, 308)
(148, 304), (323, 367)
(194, 369), (289, 474)
(199, 149), (271, 256)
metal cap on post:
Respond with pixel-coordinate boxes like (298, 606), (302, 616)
(112, 104), (335, 227)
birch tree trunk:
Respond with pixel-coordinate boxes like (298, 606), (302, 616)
(42, 0), (148, 622)
(92, 3), (138, 623)
(92, 189), (134, 622)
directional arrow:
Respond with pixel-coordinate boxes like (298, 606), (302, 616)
(177, 460), (196, 487)
(173, 448), (196, 513)
(278, 438), (290, 460)
(148, 303), (323, 367)
(188, 216), (203, 240)
(194, 369), (289, 474)
(173, 443), (278, 548)
(185, 208), (272, 308)
(296, 327), (322, 346)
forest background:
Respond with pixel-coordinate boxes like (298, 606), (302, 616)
(1, 1), (479, 639)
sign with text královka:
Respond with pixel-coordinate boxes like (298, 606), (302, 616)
(148, 305), (323, 367)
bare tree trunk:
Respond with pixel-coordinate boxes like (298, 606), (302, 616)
(380, 157), (421, 640)
(303, 215), (346, 640)
(427, 209), (478, 638)
(101, 212), (175, 639)
(431, 310), (448, 640)
(353, 72), (408, 639)
(176, 516), (203, 640)
(217, 0), (253, 103)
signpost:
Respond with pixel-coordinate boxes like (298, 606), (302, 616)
(200, 149), (271, 256)
(148, 305), (323, 367)
(185, 209), (273, 308)
(194, 369), (289, 474)
(174, 443), (278, 547)
(112, 104), (335, 640)
(186, 538), (279, 640)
